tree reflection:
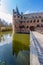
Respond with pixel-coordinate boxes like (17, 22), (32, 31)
(0, 34), (3, 42)
(12, 33), (30, 65)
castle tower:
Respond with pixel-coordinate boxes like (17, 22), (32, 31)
(16, 6), (20, 15)
(12, 7), (20, 33)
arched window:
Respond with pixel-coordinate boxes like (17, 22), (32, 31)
(14, 15), (16, 18)
(22, 25), (25, 28)
(30, 20), (32, 23)
(37, 24), (40, 27)
(33, 20), (36, 23)
(26, 26), (29, 28)
(35, 16), (37, 18)
(18, 15), (19, 18)
(39, 16), (41, 18)
(19, 25), (25, 28)
(24, 17), (27, 19)
(41, 19), (43, 22)
(19, 26), (23, 28)
(41, 24), (43, 27)
(20, 21), (22, 23)
(23, 21), (25, 23)
(37, 20), (39, 23)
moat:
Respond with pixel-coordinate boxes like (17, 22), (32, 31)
(0, 32), (29, 65)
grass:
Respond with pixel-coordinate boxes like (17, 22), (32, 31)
(12, 33), (30, 55)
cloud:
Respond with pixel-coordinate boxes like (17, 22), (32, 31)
(0, 12), (12, 23)
(24, 10), (30, 14)
(0, 0), (12, 23)
(0, 0), (7, 13)
(24, 10), (38, 14)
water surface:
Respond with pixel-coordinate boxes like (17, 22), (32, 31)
(0, 33), (29, 65)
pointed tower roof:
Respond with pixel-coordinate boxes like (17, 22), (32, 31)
(16, 6), (20, 15)
(13, 9), (16, 14)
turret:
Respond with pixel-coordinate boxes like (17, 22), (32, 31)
(16, 6), (20, 15)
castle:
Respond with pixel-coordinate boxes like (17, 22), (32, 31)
(12, 7), (43, 33)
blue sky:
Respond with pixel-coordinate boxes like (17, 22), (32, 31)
(0, 0), (43, 23)
(0, 0), (43, 14)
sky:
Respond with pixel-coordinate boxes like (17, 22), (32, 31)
(0, 0), (43, 23)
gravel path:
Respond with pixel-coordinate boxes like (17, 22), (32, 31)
(30, 31), (43, 65)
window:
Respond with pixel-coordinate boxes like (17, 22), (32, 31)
(19, 25), (25, 28)
(19, 26), (22, 28)
(18, 15), (19, 18)
(24, 17), (26, 19)
(26, 26), (29, 28)
(33, 20), (35, 23)
(20, 21), (25, 23)
(20, 21), (22, 24)
(21, 16), (23, 19)
(39, 16), (41, 18)
(22, 25), (25, 28)
(35, 16), (37, 18)
(37, 20), (39, 23)
(41, 24), (43, 27)
(32, 16), (34, 18)
(41, 19), (43, 22)
(30, 20), (32, 23)
(14, 15), (16, 18)
(37, 24), (40, 27)
(23, 21), (25, 23)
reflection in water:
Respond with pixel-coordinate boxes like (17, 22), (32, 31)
(0, 33), (16, 65)
(12, 33), (30, 65)
(12, 38), (29, 56)
(0, 36), (1, 42)
(0, 35), (3, 42)
(16, 51), (29, 65)
(0, 33), (29, 65)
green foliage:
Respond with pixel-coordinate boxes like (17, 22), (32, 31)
(30, 26), (35, 31)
